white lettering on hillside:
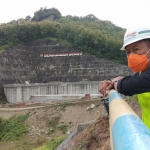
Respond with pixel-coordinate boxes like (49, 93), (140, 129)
(40, 52), (82, 57)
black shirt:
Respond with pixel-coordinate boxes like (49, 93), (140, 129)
(117, 68), (150, 96)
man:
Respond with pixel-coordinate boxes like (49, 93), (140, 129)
(98, 26), (150, 129)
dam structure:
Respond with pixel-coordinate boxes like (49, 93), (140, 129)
(0, 39), (133, 103)
(4, 81), (100, 103)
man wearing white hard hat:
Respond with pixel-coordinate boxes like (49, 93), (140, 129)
(98, 26), (150, 129)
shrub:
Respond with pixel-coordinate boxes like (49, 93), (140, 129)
(0, 113), (30, 141)
(33, 137), (64, 150)
(58, 125), (68, 134)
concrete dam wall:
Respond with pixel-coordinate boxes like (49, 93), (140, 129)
(0, 39), (133, 103)
(4, 81), (100, 103)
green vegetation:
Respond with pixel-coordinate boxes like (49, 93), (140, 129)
(58, 125), (68, 134)
(32, 7), (62, 21)
(48, 116), (60, 128)
(47, 116), (68, 135)
(0, 7), (127, 65)
(0, 113), (30, 142)
(59, 102), (74, 110)
(47, 116), (60, 135)
(33, 137), (64, 150)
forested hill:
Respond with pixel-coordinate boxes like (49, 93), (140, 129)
(0, 7), (127, 64)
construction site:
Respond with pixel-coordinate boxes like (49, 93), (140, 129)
(0, 94), (141, 150)
(0, 39), (144, 150)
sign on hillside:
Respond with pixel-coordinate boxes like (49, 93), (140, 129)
(40, 52), (82, 57)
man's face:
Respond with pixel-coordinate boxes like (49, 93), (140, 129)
(126, 40), (150, 69)
(126, 40), (150, 58)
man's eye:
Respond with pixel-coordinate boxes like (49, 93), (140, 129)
(133, 48), (139, 51)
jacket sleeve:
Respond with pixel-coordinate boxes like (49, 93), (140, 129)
(117, 69), (150, 96)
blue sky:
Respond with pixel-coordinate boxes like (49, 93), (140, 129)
(0, 0), (150, 28)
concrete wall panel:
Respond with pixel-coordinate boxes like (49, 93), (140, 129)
(4, 81), (100, 103)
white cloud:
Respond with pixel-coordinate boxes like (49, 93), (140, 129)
(0, 0), (150, 28)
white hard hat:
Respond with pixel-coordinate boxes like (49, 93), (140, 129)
(121, 26), (150, 50)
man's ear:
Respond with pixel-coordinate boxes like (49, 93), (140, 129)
(145, 39), (150, 48)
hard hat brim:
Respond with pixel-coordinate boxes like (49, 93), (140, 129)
(120, 35), (150, 50)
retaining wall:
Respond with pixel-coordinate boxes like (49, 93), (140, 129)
(3, 81), (100, 103)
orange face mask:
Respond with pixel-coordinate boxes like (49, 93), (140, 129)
(128, 50), (150, 72)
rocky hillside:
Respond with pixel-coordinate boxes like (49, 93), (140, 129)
(0, 39), (132, 84)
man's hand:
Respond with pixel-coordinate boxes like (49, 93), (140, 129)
(111, 76), (124, 83)
(98, 80), (113, 97)
(98, 76), (124, 97)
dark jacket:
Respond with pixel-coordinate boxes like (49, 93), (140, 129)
(117, 68), (150, 96)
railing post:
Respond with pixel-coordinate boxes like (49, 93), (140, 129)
(109, 89), (150, 150)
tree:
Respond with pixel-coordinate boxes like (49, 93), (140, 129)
(84, 14), (98, 21)
(31, 8), (62, 22)
(7, 20), (17, 24)
(25, 16), (31, 22)
(16, 18), (25, 24)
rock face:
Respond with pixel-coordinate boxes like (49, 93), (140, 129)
(0, 39), (133, 84)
